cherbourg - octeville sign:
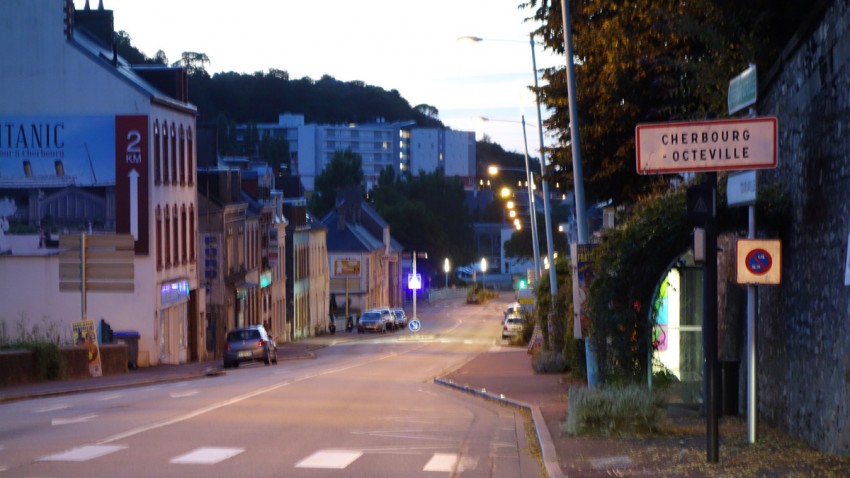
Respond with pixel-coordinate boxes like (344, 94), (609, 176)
(635, 117), (777, 175)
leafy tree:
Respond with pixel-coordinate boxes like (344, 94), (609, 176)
(523, 0), (808, 206)
(308, 149), (364, 219)
(173, 51), (210, 77)
(414, 104), (440, 120)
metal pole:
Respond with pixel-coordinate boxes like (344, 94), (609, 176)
(558, 2), (598, 386)
(703, 173), (720, 463)
(747, 203), (757, 443)
(521, 115), (542, 281)
(412, 251), (417, 320)
(529, 34), (557, 306)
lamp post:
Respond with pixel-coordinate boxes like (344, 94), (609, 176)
(481, 258), (488, 290)
(444, 257), (450, 289)
(459, 35), (558, 313)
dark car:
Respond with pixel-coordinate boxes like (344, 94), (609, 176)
(358, 311), (387, 334)
(391, 308), (408, 329)
(223, 325), (277, 368)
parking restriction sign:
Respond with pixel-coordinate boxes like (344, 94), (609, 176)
(736, 239), (781, 284)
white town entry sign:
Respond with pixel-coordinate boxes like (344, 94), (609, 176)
(635, 117), (777, 175)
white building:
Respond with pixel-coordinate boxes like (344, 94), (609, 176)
(0, 0), (203, 366)
(237, 114), (476, 191)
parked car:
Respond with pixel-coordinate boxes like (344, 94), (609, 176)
(223, 325), (277, 368)
(504, 302), (521, 319)
(358, 311), (387, 334)
(391, 308), (408, 329)
(367, 307), (396, 331)
(502, 314), (524, 340)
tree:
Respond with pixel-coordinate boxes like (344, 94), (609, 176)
(370, 167), (474, 267)
(308, 149), (364, 219)
(414, 104), (440, 120)
(523, 0), (808, 206)
(173, 51), (210, 77)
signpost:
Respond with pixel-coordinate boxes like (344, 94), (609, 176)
(636, 109), (779, 462)
(635, 117), (777, 175)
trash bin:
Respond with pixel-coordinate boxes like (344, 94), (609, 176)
(114, 331), (140, 369)
(720, 360), (739, 416)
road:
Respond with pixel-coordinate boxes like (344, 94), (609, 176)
(0, 296), (542, 477)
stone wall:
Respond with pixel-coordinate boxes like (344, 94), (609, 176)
(757, 0), (850, 454)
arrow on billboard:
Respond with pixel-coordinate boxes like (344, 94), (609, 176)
(128, 169), (139, 240)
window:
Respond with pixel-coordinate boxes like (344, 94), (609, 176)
(164, 205), (171, 268)
(178, 126), (186, 186)
(155, 206), (163, 270)
(189, 204), (196, 263)
(172, 205), (179, 266)
(154, 122), (161, 185)
(187, 127), (194, 186)
(181, 204), (188, 265)
(170, 124), (177, 186)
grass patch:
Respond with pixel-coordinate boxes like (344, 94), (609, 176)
(563, 384), (666, 437)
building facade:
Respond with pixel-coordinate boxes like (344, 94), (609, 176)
(0, 0), (202, 365)
(236, 114), (476, 191)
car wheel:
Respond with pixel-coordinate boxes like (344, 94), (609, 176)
(223, 361), (232, 369)
(358, 327), (363, 334)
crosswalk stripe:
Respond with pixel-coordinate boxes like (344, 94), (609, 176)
(38, 445), (127, 462)
(423, 453), (459, 472)
(170, 447), (243, 464)
(295, 450), (363, 469)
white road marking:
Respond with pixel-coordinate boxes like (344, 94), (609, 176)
(423, 453), (459, 472)
(295, 450), (362, 469)
(52, 414), (97, 426)
(170, 447), (243, 465)
(33, 404), (70, 413)
(169, 390), (199, 398)
(97, 393), (123, 401)
(38, 445), (127, 462)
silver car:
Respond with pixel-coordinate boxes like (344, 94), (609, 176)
(358, 311), (387, 334)
(223, 325), (277, 368)
(367, 307), (396, 331)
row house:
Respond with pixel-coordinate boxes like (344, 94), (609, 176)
(280, 176), (330, 340)
(321, 188), (403, 316)
(0, 0), (202, 364)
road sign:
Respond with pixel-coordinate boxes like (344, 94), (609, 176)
(407, 273), (422, 290)
(727, 170), (757, 206)
(635, 117), (777, 175)
(736, 239), (781, 284)
(408, 319), (421, 332)
(687, 183), (715, 223)
(728, 64), (757, 115)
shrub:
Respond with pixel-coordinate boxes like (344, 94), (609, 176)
(21, 341), (65, 381)
(563, 384), (666, 437)
(532, 350), (568, 373)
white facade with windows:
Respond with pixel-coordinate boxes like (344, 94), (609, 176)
(0, 0), (204, 366)
(237, 114), (476, 191)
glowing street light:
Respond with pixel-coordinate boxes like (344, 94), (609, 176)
(444, 257), (450, 289)
(480, 258), (488, 289)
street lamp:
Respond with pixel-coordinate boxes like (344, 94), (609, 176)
(463, 37), (558, 311)
(444, 258), (450, 289)
(486, 140), (541, 283)
(480, 258), (488, 289)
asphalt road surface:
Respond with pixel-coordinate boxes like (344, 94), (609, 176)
(0, 296), (542, 477)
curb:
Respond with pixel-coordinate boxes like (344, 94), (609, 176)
(434, 377), (567, 478)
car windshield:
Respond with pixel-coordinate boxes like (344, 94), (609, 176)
(506, 318), (522, 325)
(361, 313), (380, 321)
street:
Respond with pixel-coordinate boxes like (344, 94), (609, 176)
(0, 297), (541, 477)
